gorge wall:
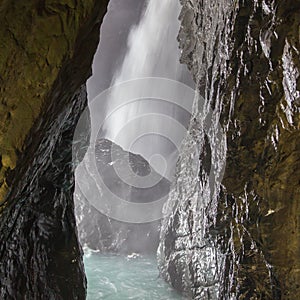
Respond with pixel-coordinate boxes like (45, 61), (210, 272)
(0, 1), (109, 298)
(158, 0), (300, 299)
(75, 138), (170, 254)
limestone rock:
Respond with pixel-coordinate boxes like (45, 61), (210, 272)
(75, 139), (171, 254)
(158, 0), (300, 299)
(0, 1), (109, 298)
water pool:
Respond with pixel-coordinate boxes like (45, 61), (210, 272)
(84, 250), (183, 300)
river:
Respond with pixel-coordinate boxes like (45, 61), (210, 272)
(84, 248), (183, 300)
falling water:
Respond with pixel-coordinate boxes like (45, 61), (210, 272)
(100, 0), (193, 180)
(76, 0), (195, 298)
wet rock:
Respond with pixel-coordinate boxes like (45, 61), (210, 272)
(159, 0), (300, 299)
(0, 87), (89, 299)
(75, 139), (171, 254)
(0, 1), (109, 299)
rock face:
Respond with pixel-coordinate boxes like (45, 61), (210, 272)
(0, 1), (109, 299)
(158, 0), (300, 299)
(75, 139), (170, 254)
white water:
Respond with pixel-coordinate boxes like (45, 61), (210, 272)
(84, 248), (183, 299)
(101, 0), (193, 180)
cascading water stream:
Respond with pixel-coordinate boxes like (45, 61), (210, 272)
(99, 0), (193, 180)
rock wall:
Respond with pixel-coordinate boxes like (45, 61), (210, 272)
(158, 0), (300, 299)
(0, 1), (109, 298)
(75, 139), (170, 254)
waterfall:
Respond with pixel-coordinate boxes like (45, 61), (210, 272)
(75, 0), (195, 224)
(98, 0), (193, 180)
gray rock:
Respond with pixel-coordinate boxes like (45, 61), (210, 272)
(75, 139), (171, 254)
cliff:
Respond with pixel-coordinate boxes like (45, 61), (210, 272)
(0, 1), (109, 298)
(158, 0), (300, 299)
(75, 139), (170, 254)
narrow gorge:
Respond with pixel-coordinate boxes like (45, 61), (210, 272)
(0, 0), (299, 299)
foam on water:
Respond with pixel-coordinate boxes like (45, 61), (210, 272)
(84, 249), (183, 300)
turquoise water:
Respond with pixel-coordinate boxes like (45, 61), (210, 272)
(84, 250), (183, 300)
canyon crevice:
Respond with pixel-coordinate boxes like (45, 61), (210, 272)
(0, 0), (299, 299)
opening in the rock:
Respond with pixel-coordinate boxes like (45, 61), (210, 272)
(74, 0), (193, 298)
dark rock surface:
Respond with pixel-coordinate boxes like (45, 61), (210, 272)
(0, 86), (88, 299)
(159, 0), (300, 299)
(75, 139), (171, 254)
(0, 1), (109, 299)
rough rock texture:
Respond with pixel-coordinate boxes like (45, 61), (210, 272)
(0, 0), (107, 203)
(75, 139), (170, 254)
(158, 0), (300, 299)
(0, 0), (109, 299)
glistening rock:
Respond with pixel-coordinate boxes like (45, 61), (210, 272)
(158, 0), (300, 299)
(0, 1), (109, 298)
